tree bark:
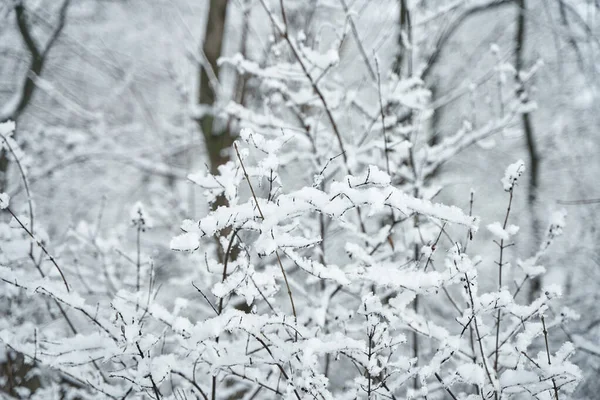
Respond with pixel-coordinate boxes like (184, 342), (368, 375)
(198, 0), (232, 177)
(392, 0), (411, 77)
(514, 0), (542, 301)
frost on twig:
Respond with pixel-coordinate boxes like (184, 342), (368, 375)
(501, 159), (525, 191)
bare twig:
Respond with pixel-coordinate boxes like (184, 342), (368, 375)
(541, 316), (560, 400)
(5, 207), (70, 292)
(171, 370), (209, 400)
(494, 187), (515, 376)
(421, 0), (514, 79)
(258, 0), (350, 172)
(375, 58), (391, 177)
(557, 198), (600, 205)
(233, 143), (297, 339)
(339, 0), (376, 81)
(465, 272), (497, 394)
(435, 372), (459, 400)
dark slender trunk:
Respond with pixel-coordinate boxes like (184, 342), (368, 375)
(514, 0), (542, 301)
(393, 0), (411, 77)
(198, 0), (232, 178)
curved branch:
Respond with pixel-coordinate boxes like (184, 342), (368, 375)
(15, 151), (188, 194)
(1, 0), (71, 121)
(421, 0), (514, 80)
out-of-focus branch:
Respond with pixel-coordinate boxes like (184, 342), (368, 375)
(421, 0), (514, 80)
(226, 0), (251, 135)
(557, 198), (600, 205)
(0, 0), (71, 192)
(339, 0), (376, 81)
(15, 151), (188, 195)
(421, 112), (517, 179)
(258, 0), (350, 173)
(393, 0), (412, 77)
(514, 0), (542, 301)
(0, 0), (71, 121)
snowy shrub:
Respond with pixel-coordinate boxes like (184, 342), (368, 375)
(0, 114), (582, 400)
(0, 1), (584, 399)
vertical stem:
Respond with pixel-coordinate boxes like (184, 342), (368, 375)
(135, 224), (141, 311)
(234, 144), (297, 340)
(393, 0), (412, 76)
(375, 59), (391, 177)
(515, 0), (542, 302)
(494, 189), (514, 376)
(541, 316), (560, 400)
(464, 191), (480, 396)
(464, 190), (474, 252)
(136, 225), (141, 293)
(366, 323), (374, 399)
(211, 228), (239, 400)
(412, 192), (420, 391)
(465, 273), (496, 395)
(412, 209), (420, 390)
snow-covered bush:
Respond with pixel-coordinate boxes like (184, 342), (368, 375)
(0, 111), (582, 400)
(0, 1), (585, 399)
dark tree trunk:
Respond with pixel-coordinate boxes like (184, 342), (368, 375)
(392, 0), (411, 77)
(198, 0), (232, 177)
(514, 0), (542, 301)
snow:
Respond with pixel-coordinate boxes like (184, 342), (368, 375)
(487, 222), (519, 240)
(0, 193), (9, 209)
(170, 231), (200, 252)
(130, 201), (153, 228)
(0, 92), (22, 122)
(0, 120), (16, 137)
(456, 363), (485, 386)
(548, 209), (567, 236)
(501, 159), (525, 191)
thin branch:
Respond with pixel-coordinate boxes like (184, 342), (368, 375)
(171, 370), (209, 400)
(5, 207), (70, 292)
(375, 57), (391, 177)
(339, 0), (376, 81)
(556, 198), (600, 205)
(494, 188), (515, 375)
(434, 372), (459, 400)
(465, 272), (497, 393)
(258, 0), (350, 172)
(421, 0), (515, 79)
(234, 143), (297, 340)
(1, 0), (71, 120)
(541, 316), (560, 400)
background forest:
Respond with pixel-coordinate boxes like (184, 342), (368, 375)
(0, 0), (599, 399)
